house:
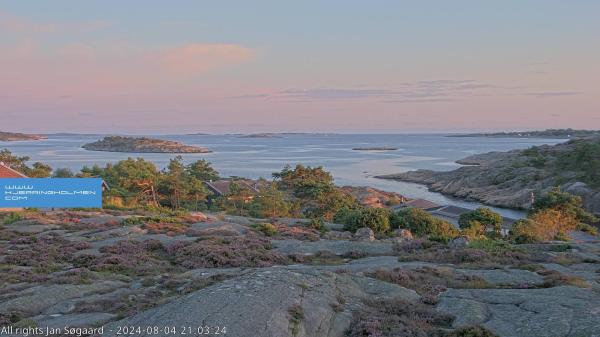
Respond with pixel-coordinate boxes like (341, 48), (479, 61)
(204, 179), (260, 203)
(393, 198), (441, 211)
(0, 162), (28, 211)
(0, 162), (28, 178)
(426, 204), (517, 236)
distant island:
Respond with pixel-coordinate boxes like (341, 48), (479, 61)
(0, 131), (47, 141)
(353, 147), (398, 151)
(238, 133), (282, 138)
(83, 136), (212, 153)
(449, 128), (600, 139)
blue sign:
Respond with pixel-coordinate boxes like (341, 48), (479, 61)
(0, 178), (103, 208)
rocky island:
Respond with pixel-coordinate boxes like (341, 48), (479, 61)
(83, 136), (212, 153)
(238, 133), (282, 138)
(0, 131), (47, 141)
(353, 146), (398, 151)
(377, 137), (600, 215)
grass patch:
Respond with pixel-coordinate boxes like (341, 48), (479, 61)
(2, 212), (24, 225)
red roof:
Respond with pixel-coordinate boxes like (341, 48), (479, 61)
(0, 162), (27, 178)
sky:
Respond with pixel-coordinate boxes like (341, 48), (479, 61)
(1, 1), (599, 134)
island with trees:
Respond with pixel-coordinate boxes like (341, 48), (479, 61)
(82, 136), (212, 153)
(448, 128), (600, 139)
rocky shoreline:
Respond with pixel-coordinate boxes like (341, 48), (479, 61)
(0, 131), (47, 142)
(377, 138), (600, 215)
(82, 136), (212, 153)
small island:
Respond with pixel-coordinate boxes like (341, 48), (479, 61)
(0, 131), (47, 141)
(352, 147), (398, 151)
(83, 136), (212, 153)
(448, 128), (600, 139)
(238, 133), (282, 138)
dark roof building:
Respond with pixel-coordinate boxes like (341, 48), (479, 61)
(393, 198), (441, 211)
(204, 179), (260, 196)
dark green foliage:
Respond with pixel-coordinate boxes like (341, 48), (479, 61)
(393, 208), (459, 242)
(248, 183), (296, 218)
(2, 212), (24, 225)
(556, 139), (600, 188)
(274, 164), (359, 220)
(273, 164), (334, 199)
(79, 156), (218, 210)
(186, 159), (220, 181)
(459, 207), (503, 235)
(52, 168), (75, 178)
(336, 207), (391, 234)
(0, 148), (52, 177)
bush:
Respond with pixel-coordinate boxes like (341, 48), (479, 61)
(459, 208), (502, 235)
(337, 207), (391, 234)
(511, 209), (579, 243)
(2, 212), (24, 225)
(253, 223), (279, 236)
(308, 217), (324, 230)
(394, 208), (459, 241)
(577, 223), (599, 236)
(468, 239), (514, 254)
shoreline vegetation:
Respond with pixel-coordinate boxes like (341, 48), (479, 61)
(448, 128), (600, 139)
(0, 131), (47, 142)
(82, 136), (212, 153)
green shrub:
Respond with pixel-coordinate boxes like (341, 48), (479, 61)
(577, 223), (599, 236)
(393, 208), (458, 241)
(2, 212), (24, 225)
(308, 217), (324, 230)
(459, 208), (502, 235)
(468, 239), (514, 254)
(253, 223), (278, 236)
(336, 207), (391, 234)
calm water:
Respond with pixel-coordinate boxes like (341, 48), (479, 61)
(1, 134), (565, 218)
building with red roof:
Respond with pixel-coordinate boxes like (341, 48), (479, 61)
(0, 162), (27, 211)
(0, 162), (28, 178)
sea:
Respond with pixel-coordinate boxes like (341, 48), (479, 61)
(1, 133), (565, 219)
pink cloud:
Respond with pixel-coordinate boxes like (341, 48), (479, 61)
(0, 41), (256, 97)
(163, 43), (254, 75)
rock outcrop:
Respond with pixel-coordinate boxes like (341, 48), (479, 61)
(377, 138), (600, 215)
(103, 267), (419, 337)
